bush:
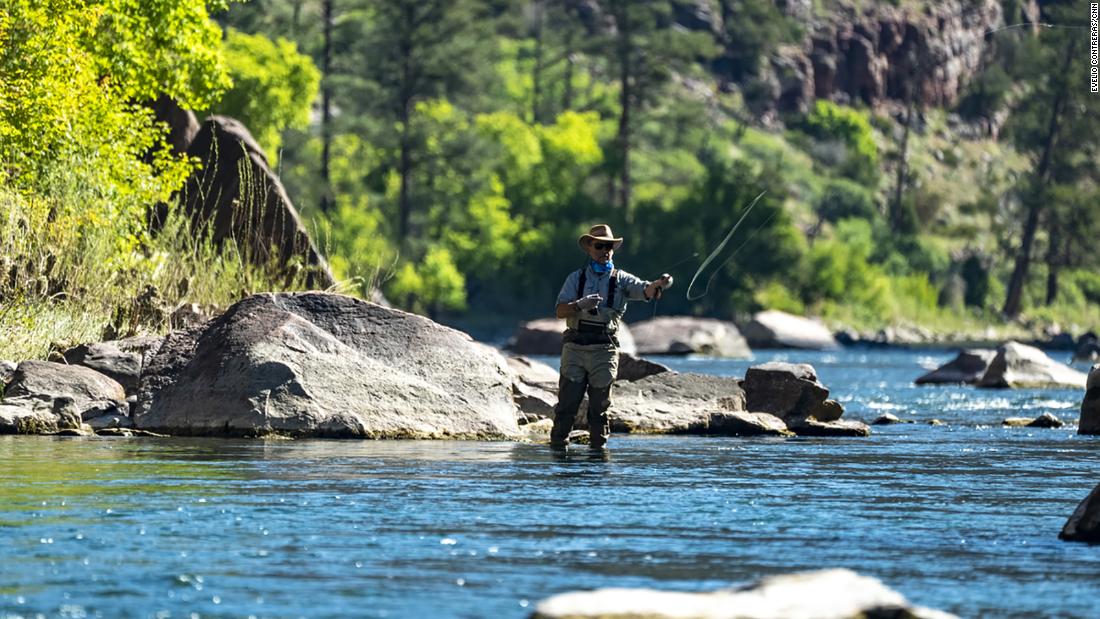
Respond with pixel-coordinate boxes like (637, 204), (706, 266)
(799, 101), (880, 186)
(814, 178), (879, 225)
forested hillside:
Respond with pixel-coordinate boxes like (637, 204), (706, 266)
(1, 0), (1097, 358)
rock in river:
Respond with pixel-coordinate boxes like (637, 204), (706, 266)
(529, 568), (957, 619)
(133, 292), (519, 439)
(742, 362), (867, 437)
(1002, 413), (1063, 428)
(976, 341), (1087, 389)
(4, 361), (127, 419)
(1078, 365), (1100, 435)
(1060, 481), (1100, 543)
(629, 316), (750, 357)
(741, 309), (839, 350)
(915, 349), (995, 385)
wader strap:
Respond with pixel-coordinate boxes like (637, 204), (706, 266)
(607, 269), (616, 310)
(577, 267), (615, 310)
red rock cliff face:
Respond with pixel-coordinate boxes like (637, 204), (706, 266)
(770, 0), (1005, 113)
(671, 0), (1045, 116)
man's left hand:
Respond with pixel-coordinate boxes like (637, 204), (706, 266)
(648, 273), (673, 299)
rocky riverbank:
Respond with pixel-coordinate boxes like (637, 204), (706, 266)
(0, 293), (867, 441)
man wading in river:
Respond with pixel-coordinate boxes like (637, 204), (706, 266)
(551, 224), (673, 450)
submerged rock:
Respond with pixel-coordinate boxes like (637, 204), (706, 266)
(1003, 413), (1063, 428)
(871, 413), (906, 425)
(1060, 482), (1100, 543)
(1078, 365), (1100, 435)
(530, 568), (958, 619)
(977, 341), (1087, 389)
(741, 310), (839, 350)
(133, 292), (519, 439)
(915, 349), (995, 385)
(630, 316), (750, 357)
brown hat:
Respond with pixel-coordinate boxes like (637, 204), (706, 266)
(578, 224), (623, 251)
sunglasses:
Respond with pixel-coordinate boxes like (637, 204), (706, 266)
(593, 241), (615, 251)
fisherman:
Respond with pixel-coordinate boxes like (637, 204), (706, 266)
(551, 224), (673, 450)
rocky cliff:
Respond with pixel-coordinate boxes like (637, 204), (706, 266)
(673, 0), (1042, 115)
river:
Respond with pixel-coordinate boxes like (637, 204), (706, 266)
(2, 348), (1098, 618)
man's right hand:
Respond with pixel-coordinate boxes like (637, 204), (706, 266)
(575, 293), (602, 311)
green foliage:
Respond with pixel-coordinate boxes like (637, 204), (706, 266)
(215, 28), (320, 161)
(91, 0), (233, 108)
(799, 100), (879, 186)
(386, 246), (467, 316)
(717, 0), (801, 80)
(0, 0), (312, 360)
(814, 178), (878, 225)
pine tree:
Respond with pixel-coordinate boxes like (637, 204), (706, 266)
(1002, 3), (1099, 317)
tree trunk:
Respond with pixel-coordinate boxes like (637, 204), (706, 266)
(614, 0), (633, 221)
(531, 0), (544, 123)
(1002, 40), (1074, 318)
(319, 0), (334, 213)
(1045, 219), (1062, 305)
(562, 28), (575, 112)
(891, 97), (913, 230)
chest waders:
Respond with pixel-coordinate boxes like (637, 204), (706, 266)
(551, 268), (617, 450)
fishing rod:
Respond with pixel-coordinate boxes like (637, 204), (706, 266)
(649, 251), (699, 317)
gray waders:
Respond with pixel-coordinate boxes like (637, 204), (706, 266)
(550, 342), (618, 450)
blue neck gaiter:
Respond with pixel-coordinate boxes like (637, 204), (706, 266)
(590, 259), (614, 274)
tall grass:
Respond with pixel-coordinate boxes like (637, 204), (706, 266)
(0, 156), (314, 361)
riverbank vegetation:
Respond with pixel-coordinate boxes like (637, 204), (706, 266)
(1, 0), (1097, 359)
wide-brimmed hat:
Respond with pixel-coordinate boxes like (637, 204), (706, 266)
(578, 224), (623, 251)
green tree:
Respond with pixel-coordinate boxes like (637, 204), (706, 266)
(595, 0), (714, 220)
(214, 28), (320, 161)
(353, 0), (492, 249)
(1002, 2), (1099, 317)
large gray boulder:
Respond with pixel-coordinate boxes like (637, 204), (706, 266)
(977, 341), (1087, 389)
(507, 356), (560, 424)
(176, 116), (335, 288)
(630, 316), (750, 357)
(63, 336), (163, 395)
(741, 310), (839, 350)
(742, 362), (866, 437)
(0, 361), (128, 434)
(915, 349), (995, 385)
(4, 361), (127, 419)
(133, 292), (519, 439)
(608, 372), (748, 435)
(1078, 365), (1100, 435)
(530, 568), (957, 619)
(1060, 481), (1100, 543)
(506, 318), (637, 355)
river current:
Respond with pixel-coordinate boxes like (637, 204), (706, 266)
(2, 348), (1099, 618)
